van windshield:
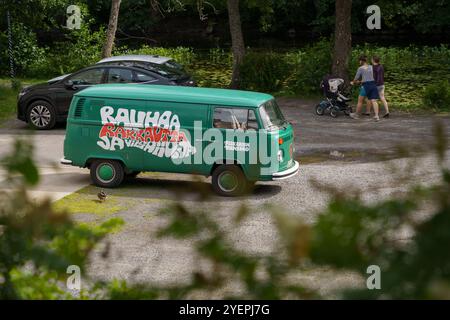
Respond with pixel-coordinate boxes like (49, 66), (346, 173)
(259, 100), (287, 130)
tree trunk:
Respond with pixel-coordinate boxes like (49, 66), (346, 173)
(227, 0), (245, 89)
(332, 0), (352, 82)
(102, 0), (121, 58)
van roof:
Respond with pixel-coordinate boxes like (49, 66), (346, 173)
(75, 84), (274, 107)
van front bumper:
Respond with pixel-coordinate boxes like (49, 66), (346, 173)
(272, 161), (299, 180)
(60, 158), (73, 165)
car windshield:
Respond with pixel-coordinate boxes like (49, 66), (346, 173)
(259, 100), (287, 130)
(164, 60), (184, 70)
(136, 62), (184, 78)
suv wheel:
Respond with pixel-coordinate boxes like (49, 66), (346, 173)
(90, 159), (125, 188)
(212, 164), (247, 197)
(27, 101), (56, 130)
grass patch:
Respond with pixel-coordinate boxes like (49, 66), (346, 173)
(0, 78), (46, 87)
(0, 78), (47, 124)
(53, 187), (126, 215)
(0, 86), (18, 123)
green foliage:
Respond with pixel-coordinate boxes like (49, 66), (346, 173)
(2, 140), (39, 186)
(240, 51), (291, 92)
(10, 78), (22, 91)
(350, 44), (450, 110)
(283, 39), (332, 95)
(0, 85), (19, 123)
(189, 49), (232, 88)
(422, 80), (450, 111)
(0, 139), (124, 299)
(115, 45), (196, 67)
(29, 26), (106, 77)
(0, 22), (47, 76)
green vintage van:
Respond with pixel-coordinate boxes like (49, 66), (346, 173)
(61, 84), (299, 196)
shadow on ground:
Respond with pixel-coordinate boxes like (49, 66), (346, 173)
(104, 175), (282, 202)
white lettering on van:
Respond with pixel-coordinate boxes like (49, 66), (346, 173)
(97, 106), (195, 160)
(100, 106), (115, 124)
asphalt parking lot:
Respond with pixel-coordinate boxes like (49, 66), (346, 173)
(1, 100), (449, 296)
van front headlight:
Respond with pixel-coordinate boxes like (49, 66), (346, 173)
(277, 150), (283, 162)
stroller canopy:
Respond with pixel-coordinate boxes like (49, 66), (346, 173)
(321, 76), (344, 94)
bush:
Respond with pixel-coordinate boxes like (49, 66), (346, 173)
(240, 51), (291, 92)
(422, 80), (450, 110)
(115, 45), (196, 67)
(28, 26), (105, 78)
(284, 39), (332, 95)
(0, 22), (47, 77)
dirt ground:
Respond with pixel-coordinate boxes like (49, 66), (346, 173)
(278, 97), (450, 162)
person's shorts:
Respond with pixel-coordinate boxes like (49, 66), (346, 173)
(362, 81), (380, 100)
(377, 85), (385, 94)
(359, 87), (366, 97)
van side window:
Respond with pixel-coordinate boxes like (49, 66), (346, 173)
(213, 108), (256, 130)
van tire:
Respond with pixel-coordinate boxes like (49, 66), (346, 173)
(90, 159), (124, 188)
(212, 165), (247, 197)
(26, 100), (57, 130)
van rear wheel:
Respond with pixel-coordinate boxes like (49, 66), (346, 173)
(212, 165), (247, 197)
(90, 159), (124, 188)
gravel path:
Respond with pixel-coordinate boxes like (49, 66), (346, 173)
(1, 99), (449, 297)
(83, 153), (449, 297)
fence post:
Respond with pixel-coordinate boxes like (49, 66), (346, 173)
(7, 10), (15, 83)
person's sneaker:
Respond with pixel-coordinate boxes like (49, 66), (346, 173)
(383, 113), (390, 118)
(374, 115), (380, 122)
(350, 113), (361, 119)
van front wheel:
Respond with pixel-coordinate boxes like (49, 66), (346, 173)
(212, 165), (247, 197)
(90, 159), (124, 188)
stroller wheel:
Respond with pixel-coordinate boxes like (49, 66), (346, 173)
(315, 104), (325, 116)
(330, 107), (339, 118)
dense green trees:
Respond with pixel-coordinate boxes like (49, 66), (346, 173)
(0, 0), (448, 92)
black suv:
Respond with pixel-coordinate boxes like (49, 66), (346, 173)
(17, 58), (195, 129)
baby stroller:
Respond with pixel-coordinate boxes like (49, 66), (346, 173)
(315, 75), (353, 118)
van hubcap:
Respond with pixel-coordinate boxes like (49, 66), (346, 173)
(97, 164), (115, 183)
(30, 105), (51, 127)
(218, 171), (238, 192)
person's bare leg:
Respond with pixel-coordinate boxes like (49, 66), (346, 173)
(371, 100), (380, 121)
(379, 89), (389, 115)
(365, 99), (372, 115)
(351, 95), (364, 119)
